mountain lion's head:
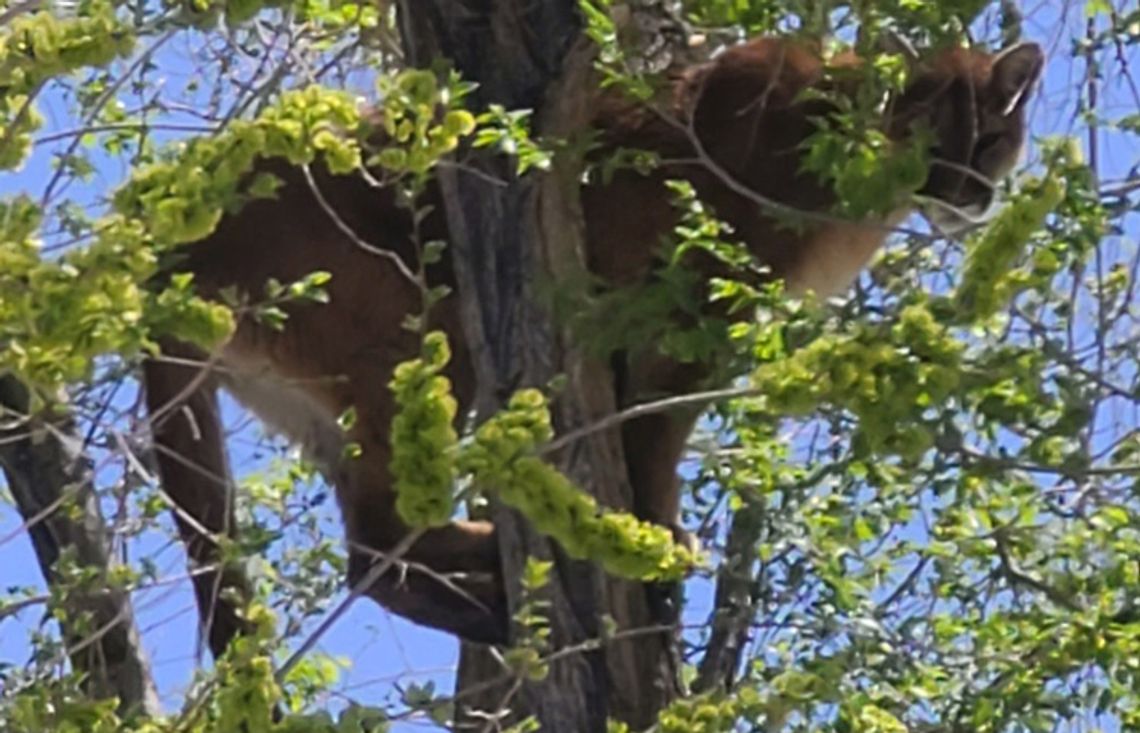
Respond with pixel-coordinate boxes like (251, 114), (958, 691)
(888, 41), (1045, 231)
(677, 36), (1044, 231)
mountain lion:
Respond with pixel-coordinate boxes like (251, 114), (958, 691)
(141, 35), (1044, 651)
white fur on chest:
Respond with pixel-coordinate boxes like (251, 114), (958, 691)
(782, 210), (908, 298)
(218, 352), (346, 475)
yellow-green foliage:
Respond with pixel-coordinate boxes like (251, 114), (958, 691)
(636, 688), (765, 733)
(114, 85), (362, 247)
(145, 272), (237, 348)
(2, 603), (297, 732)
(209, 605), (282, 733)
(1, 693), (126, 733)
(750, 155), (1070, 461)
(0, 93), (42, 171)
(953, 173), (1066, 321)
(613, 679), (909, 732)
(0, 2), (134, 169)
(0, 600), (388, 731)
(173, 0), (380, 31)
(0, 200), (230, 389)
(0, 210), (153, 387)
(753, 303), (964, 459)
(373, 69), (477, 178)
(389, 332), (460, 527)
(387, 331), (696, 582)
(0, 11), (376, 393)
(460, 388), (694, 581)
(1, 86), (362, 391)
(501, 558), (554, 682)
(3, 63), (495, 394)
(177, 0), (288, 26)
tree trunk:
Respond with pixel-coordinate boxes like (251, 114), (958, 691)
(398, 2), (681, 730)
(0, 376), (159, 717)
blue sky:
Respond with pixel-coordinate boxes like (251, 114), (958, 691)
(1, 2), (1138, 731)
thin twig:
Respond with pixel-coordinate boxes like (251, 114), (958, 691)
(300, 164), (420, 286)
(542, 384), (760, 456)
(993, 529), (1082, 613)
(40, 29), (177, 208)
(274, 524), (429, 682)
(35, 122), (218, 145)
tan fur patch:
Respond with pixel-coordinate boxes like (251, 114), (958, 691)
(783, 211), (908, 298)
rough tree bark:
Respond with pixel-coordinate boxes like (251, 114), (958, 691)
(0, 376), (159, 717)
(694, 498), (764, 693)
(397, 2), (684, 730)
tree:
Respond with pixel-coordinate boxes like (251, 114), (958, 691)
(1, 1), (1139, 732)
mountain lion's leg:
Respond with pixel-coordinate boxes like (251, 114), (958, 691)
(143, 340), (255, 659)
(338, 406), (507, 645)
(618, 352), (706, 624)
(622, 410), (701, 545)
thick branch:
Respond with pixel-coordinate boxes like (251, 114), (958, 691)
(693, 497), (765, 693)
(398, 1), (680, 729)
(0, 376), (159, 717)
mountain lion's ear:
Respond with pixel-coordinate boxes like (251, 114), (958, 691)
(991, 42), (1044, 115)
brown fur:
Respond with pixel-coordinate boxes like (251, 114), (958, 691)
(143, 37), (1043, 649)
